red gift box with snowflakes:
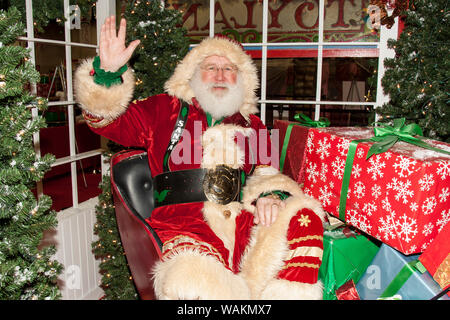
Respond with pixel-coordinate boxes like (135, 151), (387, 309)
(273, 119), (311, 184)
(302, 127), (450, 255)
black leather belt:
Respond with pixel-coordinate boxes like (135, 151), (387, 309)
(153, 166), (242, 208)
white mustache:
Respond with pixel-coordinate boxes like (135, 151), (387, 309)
(207, 83), (230, 89)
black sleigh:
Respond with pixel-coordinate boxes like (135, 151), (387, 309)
(110, 150), (162, 299)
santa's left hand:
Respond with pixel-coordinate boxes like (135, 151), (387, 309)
(254, 196), (286, 227)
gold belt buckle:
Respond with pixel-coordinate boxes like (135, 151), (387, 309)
(203, 165), (240, 205)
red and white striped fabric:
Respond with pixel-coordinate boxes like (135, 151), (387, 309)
(277, 208), (324, 284)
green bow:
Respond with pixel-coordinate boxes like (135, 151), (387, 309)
(294, 113), (330, 128)
(367, 118), (450, 159)
(279, 113), (330, 172)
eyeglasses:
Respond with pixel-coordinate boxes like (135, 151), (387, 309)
(201, 64), (238, 76)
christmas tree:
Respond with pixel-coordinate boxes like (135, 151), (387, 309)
(0, 7), (62, 299)
(124, 0), (189, 99)
(91, 2), (189, 299)
(7, 0), (96, 33)
(376, 0), (449, 142)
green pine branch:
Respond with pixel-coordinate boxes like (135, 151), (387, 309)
(0, 7), (62, 300)
(376, 0), (450, 142)
(124, 0), (189, 99)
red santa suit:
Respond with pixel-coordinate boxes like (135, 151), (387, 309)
(75, 36), (325, 299)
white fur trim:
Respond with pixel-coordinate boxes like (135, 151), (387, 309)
(201, 124), (254, 169)
(152, 250), (250, 300)
(74, 58), (135, 124)
(259, 279), (323, 300)
(202, 201), (241, 267)
(239, 196), (325, 298)
(164, 37), (259, 120)
(242, 167), (318, 213)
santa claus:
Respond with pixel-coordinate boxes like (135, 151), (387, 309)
(75, 16), (325, 300)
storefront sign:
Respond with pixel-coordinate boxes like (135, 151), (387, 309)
(170, 0), (378, 43)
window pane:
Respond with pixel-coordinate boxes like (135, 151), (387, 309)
(214, 0), (264, 43)
(255, 57), (318, 101)
(269, 0), (319, 43)
(169, 0), (211, 44)
(210, 0), (320, 44)
(36, 105), (102, 211)
(264, 102), (317, 129)
(321, 57), (378, 102)
(324, 0), (379, 42)
(320, 104), (374, 127)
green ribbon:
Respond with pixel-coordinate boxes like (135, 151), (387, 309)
(279, 113), (330, 172)
(92, 56), (128, 88)
(379, 260), (426, 299)
(366, 118), (450, 159)
(338, 118), (450, 221)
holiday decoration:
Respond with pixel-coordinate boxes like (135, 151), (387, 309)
(0, 7), (62, 299)
(302, 125), (450, 255)
(419, 222), (450, 293)
(275, 114), (330, 184)
(377, 0), (449, 142)
(274, 119), (310, 184)
(356, 244), (448, 300)
(367, 0), (413, 29)
(318, 226), (379, 300)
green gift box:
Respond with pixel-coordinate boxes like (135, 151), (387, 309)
(319, 226), (379, 300)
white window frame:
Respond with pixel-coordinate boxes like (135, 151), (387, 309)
(23, 0), (115, 209)
(205, 0), (398, 123)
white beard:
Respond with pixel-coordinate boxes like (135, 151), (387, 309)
(189, 68), (245, 120)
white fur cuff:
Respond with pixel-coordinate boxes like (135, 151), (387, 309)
(242, 166), (304, 212)
(74, 58), (135, 124)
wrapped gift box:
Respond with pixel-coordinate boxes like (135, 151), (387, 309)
(356, 244), (449, 300)
(319, 226), (380, 300)
(273, 119), (311, 184)
(302, 126), (450, 255)
(419, 222), (450, 292)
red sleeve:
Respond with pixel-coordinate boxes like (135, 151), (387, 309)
(88, 94), (178, 149)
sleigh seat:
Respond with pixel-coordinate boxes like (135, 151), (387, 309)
(110, 150), (162, 300)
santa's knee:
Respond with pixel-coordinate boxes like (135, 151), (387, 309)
(259, 279), (323, 300)
(152, 251), (250, 300)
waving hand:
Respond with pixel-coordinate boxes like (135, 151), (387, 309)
(99, 16), (140, 72)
